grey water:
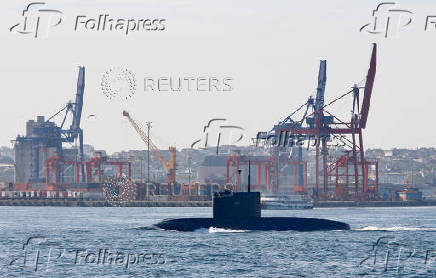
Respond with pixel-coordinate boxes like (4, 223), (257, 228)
(0, 206), (435, 277)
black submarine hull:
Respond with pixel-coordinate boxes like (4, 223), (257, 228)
(153, 217), (350, 232)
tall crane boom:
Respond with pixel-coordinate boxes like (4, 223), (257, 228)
(74, 66), (85, 182)
(360, 43), (376, 129)
(122, 110), (176, 184)
(46, 66), (86, 182)
(315, 60), (327, 112)
(72, 66), (85, 133)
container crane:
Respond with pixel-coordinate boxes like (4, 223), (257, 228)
(122, 111), (177, 186)
(257, 44), (378, 200)
(256, 60), (327, 193)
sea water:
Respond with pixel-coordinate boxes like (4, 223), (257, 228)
(0, 206), (435, 277)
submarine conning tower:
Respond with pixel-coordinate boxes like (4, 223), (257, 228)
(213, 190), (261, 219)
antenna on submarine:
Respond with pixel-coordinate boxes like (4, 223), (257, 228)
(248, 159), (251, 193)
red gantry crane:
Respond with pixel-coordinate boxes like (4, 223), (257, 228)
(257, 44), (378, 200)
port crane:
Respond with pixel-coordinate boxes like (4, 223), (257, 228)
(122, 111), (177, 186)
(41, 66), (86, 183)
(256, 60), (327, 194)
(257, 44), (378, 200)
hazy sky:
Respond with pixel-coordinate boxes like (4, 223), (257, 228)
(1, 0), (435, 154)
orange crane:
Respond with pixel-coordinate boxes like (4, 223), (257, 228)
(123, 111), (176, 185)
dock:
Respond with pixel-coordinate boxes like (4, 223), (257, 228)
(0, 199), (212, 207)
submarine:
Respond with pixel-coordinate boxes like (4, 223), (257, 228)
(152, 161), (350, 232)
